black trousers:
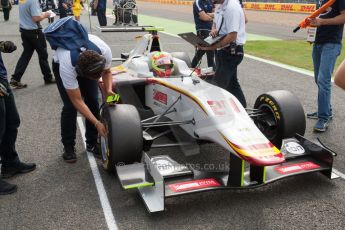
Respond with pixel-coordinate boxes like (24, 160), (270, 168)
(214, 49), (246, 107)
(12, 29), (53, 82)
(2, 7), (10, 21)
(53, 62), (100, 148)
(0, 79), (20, 166)
(191, 30), (215, 70)
(97, 7), (107, 26)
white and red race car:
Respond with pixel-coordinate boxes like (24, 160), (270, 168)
(98, 28), (337, 213)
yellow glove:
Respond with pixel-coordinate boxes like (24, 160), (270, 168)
(106, 93), (120, 104)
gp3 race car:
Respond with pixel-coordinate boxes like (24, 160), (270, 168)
(98, 28), (338, 213)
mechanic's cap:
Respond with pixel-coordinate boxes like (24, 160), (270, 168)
(151, 51), (174, 77)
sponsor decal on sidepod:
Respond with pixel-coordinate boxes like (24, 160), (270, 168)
(153, 89), (168, 105)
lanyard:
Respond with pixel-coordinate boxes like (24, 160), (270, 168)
(217, 16), (224, 36)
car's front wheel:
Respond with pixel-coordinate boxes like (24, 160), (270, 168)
(253, 90), (306, 148)
(100, 104), (143, 172)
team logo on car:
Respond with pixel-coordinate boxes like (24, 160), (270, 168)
(284, 142), (305, 155)
(153, 89), (167, 105)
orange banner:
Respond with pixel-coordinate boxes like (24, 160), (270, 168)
(244, 3), (316, 13)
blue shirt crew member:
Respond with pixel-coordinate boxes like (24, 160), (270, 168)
(94, 0), (107, 26)
(0, 41), (36, 195)
(191, 0), (215, 70)
(307, 0), (345, 132)
(10, 0), (54, 89)
(200, 0), (246, 107)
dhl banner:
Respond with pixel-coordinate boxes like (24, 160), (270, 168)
(243, 3), (316, 13)
(138, 0), (316, 13)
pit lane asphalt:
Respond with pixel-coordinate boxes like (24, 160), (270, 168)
(1, 5), (345, 230)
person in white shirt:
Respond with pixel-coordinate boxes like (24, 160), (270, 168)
(52, 34), (113, 163)
(199, 0), (246, 107)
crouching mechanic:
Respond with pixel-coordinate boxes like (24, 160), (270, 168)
(0, 41), (36, 195)
(44, 18), (113, 163)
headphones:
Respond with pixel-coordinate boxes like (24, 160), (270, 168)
(75, 55), (106, 78)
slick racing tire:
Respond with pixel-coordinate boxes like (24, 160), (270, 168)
(171, 52), (192, 68)
(253, 90), (306, 148)
(100, 104), (143, 172)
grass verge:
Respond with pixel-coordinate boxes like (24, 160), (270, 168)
(245, 40), (345, 72)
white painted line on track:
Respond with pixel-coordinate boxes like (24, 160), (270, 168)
(244, 54), (315, 78)
(160, 31), (180, 38)
(332, 168), (345, 180)
(77, 117), (118, 230)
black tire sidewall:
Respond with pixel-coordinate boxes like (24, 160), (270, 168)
(254, 90), (306, 147)
(101, 104), (143, 172)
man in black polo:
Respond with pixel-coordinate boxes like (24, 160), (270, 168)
(191, 0), (215, 70)
(0, 41), (36, 195)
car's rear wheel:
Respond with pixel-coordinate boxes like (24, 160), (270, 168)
(253, 90), (306, 148)
(100, 104), (143, 172)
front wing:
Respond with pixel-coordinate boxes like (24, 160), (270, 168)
(115, 134), (337, 213)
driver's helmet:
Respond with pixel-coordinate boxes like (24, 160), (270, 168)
(151, 51), (174, 77)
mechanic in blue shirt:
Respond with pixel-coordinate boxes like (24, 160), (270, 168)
(0, 41), (36, 195)
(10, 0), (54, 89)
(191, 0), (215, 70)
(307, 0), (345, 132)
(199, 0), (246, 107)
(94, 0), (107, 26)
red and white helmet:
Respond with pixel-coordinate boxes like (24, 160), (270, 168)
(151, 52), (174, 77)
